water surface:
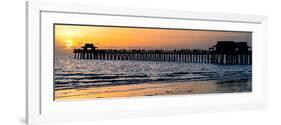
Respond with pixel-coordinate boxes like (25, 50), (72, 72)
(55, 56), (252, 95)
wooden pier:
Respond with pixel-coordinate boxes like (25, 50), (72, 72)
(73, 41), (252, 65)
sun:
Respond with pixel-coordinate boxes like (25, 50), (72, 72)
(64, 40), (74, 48)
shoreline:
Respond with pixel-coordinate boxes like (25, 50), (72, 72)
(55, 79), (251, 101)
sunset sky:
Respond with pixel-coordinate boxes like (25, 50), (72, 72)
(55, 24), (252, 55)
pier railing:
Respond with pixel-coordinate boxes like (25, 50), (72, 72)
(73, 48), (252, 65)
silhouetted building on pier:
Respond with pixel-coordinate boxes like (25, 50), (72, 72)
(83, 43), (97, 51)
(209, 41), (250, 54)
(73, 41), (252, 65)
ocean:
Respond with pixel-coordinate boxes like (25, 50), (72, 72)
(54, 56), (252, 96)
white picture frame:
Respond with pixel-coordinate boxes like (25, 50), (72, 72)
(26, 1), (267, 124)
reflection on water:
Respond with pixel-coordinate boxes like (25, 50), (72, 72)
(55, 56), (252, 97)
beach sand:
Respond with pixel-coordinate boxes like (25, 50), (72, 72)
(55, 80), (251, 101)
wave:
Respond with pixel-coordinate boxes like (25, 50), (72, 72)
(54, 70), (251, 90)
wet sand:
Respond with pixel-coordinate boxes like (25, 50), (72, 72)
(55, 80), (251, 101)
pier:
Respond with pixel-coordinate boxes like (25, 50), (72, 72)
(73, 41), (252, 65)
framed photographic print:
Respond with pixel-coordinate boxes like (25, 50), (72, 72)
(26, 1), (267, 124)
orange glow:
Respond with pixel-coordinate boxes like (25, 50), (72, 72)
(55, 24), (251, 55)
